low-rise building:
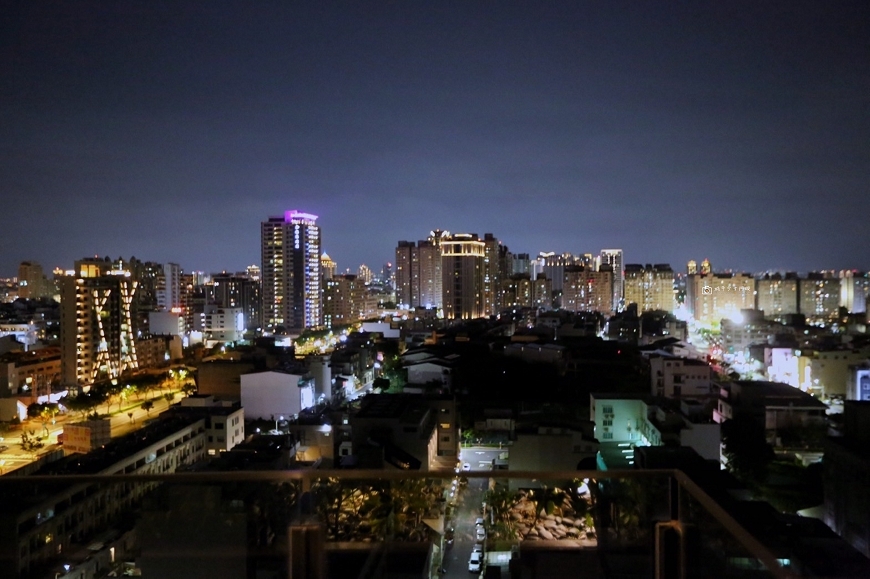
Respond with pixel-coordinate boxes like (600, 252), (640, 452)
(0, 347), (61, 398)
(508, 424), (598, 490)
(62, 418), (112, 455)
(349, 393), (455, 471)
(135, 334), (183, 369)
(240, 369), (315, 421)
(648, 354), (713, 398)
(824, 401), (870, 559)
(590, 393), (720, 468)
(0, 414), (207, 578)
(714, 380), (828, 448)
(805, 346), (870, 398)
(169, 395), (245, 455)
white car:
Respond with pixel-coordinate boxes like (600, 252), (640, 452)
(468, 552), (482, 573)
(475, 525), (486, 541)
(462, 462), (471, 471)
(474, 517), (485, 527)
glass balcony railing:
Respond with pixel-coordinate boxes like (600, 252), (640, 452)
(0, 469), (794, 579)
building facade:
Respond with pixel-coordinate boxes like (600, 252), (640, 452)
(60, 271), (139, 387)
(261, 210), (322, 333)
(686, 273), (755, 324)
(800, 273), (841, 322)
(441, 233), (485, 319)
(562, 265), (614, 314)
(600, 249), (624, 311)
(624, 263), (675, 313)
(756, 273), (799, 319)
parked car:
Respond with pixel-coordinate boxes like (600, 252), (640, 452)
(475, 517), (485, 527)
(475, 526), (486, 541)
(472, 543), (483, 554)
(468, 552), (482, 573)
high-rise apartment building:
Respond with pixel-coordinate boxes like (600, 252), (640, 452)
(210, 272), (262, 331)
(563, 265), (614, 314)
(533, 252), (575, 292)
(395, 241), (418, 308)
(686, 272), (754, 324)
(502, 273), (553, 310)
(419, 231), (446, 309)
(157, 263), (182, 312)
(482, 233), (502, 317)
(441, 233), (485, 319)
(60, 270), (139, 387)
(17, 261), (52, 299)
(261, 210), (322, 333)
(799, 273), (840, 322)
(756, 273), (799, 319)
(839, 270), (868, 314)
(512, 253), (531, 275)
(323, 274), (367, 328)
(624, 264), (675, 313)
(320, 254), (336, 280)
(357, 264), (373, 285)
(600, 249), (624, 311)
(395, 230), (447, 310)
(687, 260), (698, 275)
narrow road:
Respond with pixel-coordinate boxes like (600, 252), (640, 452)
(442, 476), (486, 577)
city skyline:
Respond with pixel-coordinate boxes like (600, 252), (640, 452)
(2, 2), (868, 277)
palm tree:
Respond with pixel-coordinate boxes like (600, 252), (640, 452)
(485, 486), (520, 540)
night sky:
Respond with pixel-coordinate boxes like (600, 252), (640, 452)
(2, 1), (868, 278)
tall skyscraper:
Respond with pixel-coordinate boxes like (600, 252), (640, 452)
(157, 262), (182, 312)
(624, 264), (675, 313)
(800, 273), (840, 322)
(17, 261), (51, 299)
(563, 265), (614, 314)
(395, 240), (418, 308)
(210, 272), (262, 331)
(320, 253), (336, 280)
(533, 252), (575, 292)
(756, 273), (799, 319)
(395, 230), (447, 310)
(419, 230), (446, 309)
(512, 253), (531, 275)
(60, 269), (139, 387)
(357, 264), (373, 285)
(441, 233), (485, 319)
(261, 210), (322, 333)
(600, 249), (624, 311)
(482, 233), (502, 317)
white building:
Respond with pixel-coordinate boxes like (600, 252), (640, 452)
(178, 395), (246, 455)
(590, 393), (720, 466)
(148, 311), (185, 336)
(406, 359), (453, 388)
(648, 355), (713, 398)
(240, 370), (315, 420)
(202, 305), (244, 345)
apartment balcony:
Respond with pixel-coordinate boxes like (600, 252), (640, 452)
(0, 470), (796, 579)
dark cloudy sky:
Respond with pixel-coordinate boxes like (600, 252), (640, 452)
(2, 0), (868, 277)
